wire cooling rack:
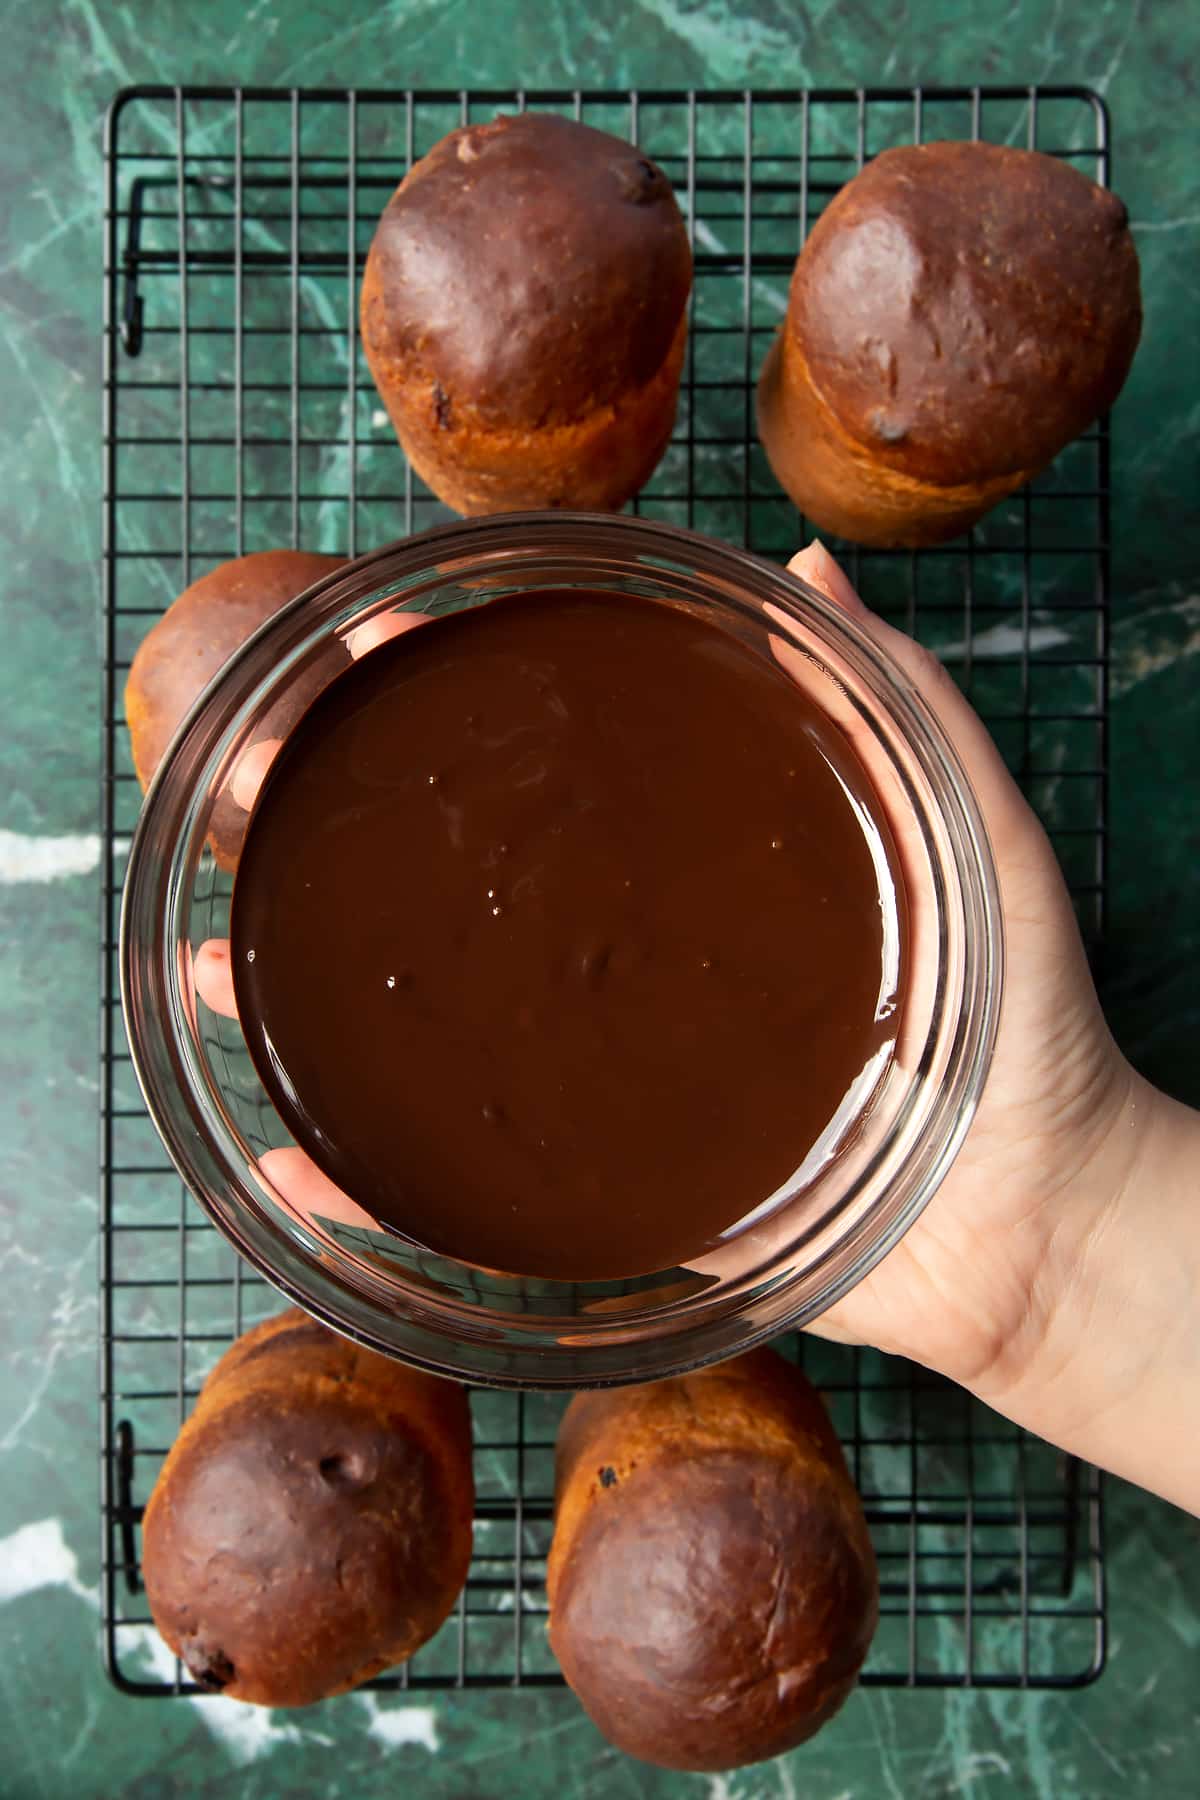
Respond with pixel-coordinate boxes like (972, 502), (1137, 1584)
(101, 85), (1108, 1695)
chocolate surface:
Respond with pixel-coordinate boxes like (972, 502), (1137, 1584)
(791, 141), (1142, 485)
(140, 1310), (474, 1708)
(232, 590), (904, 1281)
(360, 112), (692, 428)
(546, 1350), (879, 1770)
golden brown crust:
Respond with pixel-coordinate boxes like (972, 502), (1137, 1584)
(360, 112), (692, 514)
(758, 141), (1141, 548)
(547, 1349), (877, 1771)
(368, 310), (688, 516)
(142, 1309), (473, 1707)
(125, 550), (344, 866)
(757, 333), (1030, 548)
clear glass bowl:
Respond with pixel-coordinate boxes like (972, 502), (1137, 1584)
(121, 514), (1002, 1388)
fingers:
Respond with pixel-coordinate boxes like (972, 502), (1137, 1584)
(345, 608), (432, 661)
(188, 956), (379, 1229)
(189, 963), (379, 1231)
(230, 737), (282, 812)
(787, 542), (1046, 871)
(259, 1145), (379, 1232)
(788, 539), (868, 615)
(194, 938), (238, 1017)
(220, 612), (435, 825)
(193, 607), (436, 1244)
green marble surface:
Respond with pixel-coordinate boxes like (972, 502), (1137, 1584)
(2, 1), (1198, 1795)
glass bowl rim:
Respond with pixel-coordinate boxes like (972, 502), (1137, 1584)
(120, 511), (1003, 1388)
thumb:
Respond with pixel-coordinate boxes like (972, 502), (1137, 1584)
(787, 541), (1044, 872)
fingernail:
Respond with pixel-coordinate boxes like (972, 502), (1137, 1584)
(790, 539), (867, 614)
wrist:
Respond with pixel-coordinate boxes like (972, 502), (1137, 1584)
(972, 1069), (1200, 1511)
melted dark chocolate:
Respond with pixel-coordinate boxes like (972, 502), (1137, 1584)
(232, 590), (904, 1281)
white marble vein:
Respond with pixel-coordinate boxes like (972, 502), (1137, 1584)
(1091, 0), (1142, 97)
(940, 620), (1072, 660)
(1131, 213), (1200, 233)
(355, 1692), (440, 1753)
(637, 0), (810, 83)
(0, 1243), (97, 1455)
(0, 829), (100, 883)
(122, 1625), (342, 1763)
(0, 1517), (97, 1606)
(1112, 593), (1200, 695)
(693, 218), (788, 315)
(0, 1520), (442, 1771)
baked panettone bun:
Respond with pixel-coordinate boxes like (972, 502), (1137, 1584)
(125, 550), (343, 867)
(360, 112), (692, 515)
(547, 1348), (877, 1771)
(757, 141), (1141, 547)
(142, 1310), (474, 1707)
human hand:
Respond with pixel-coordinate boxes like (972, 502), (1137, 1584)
(188, 607), (435, 1238)
(188, 554), (1200, 1510)
(789, 543), (1200, 1513)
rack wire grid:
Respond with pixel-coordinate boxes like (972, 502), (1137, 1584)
(101, 84), (1108, 1696)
